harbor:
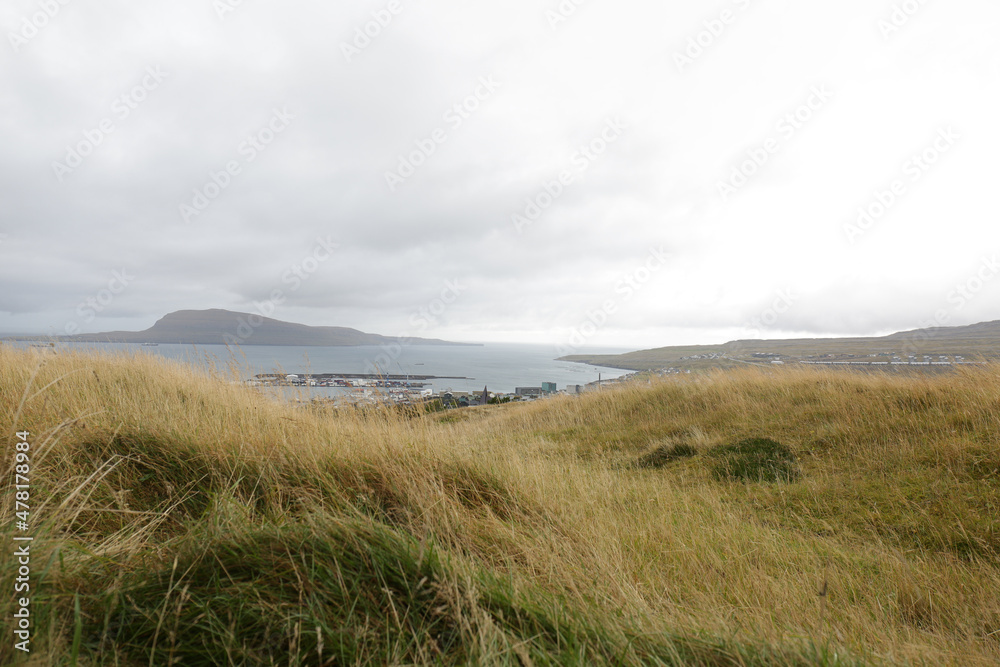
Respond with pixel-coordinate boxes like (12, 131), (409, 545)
(5, 340), (632, 398)
(246, 370), (622, 408)
(249, 372), (474, 389)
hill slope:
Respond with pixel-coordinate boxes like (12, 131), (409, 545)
(2, 347), (998, 664)
(15, 308), (474, 346)
(562, 319), (1000, 371)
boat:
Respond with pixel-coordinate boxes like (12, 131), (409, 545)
(141, 342), (159, 347)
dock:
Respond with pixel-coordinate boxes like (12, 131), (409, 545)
(255, 372), (472, 381)
(251, 372), (474, 389)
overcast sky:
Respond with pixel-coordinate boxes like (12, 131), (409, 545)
(2, 0), (999, 350)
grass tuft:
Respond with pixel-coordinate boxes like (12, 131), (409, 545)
(708, 437), (800, 483)
(638, 442), (699, 468)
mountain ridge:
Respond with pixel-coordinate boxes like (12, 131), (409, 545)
(7, 309), (477, 347)
(560, 319), (1000, 371)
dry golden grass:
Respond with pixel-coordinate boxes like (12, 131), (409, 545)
(0, 345), (998, 664)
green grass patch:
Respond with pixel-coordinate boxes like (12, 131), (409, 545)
(755, 474), (1000, 561)
(708, 437), (800, 483)
(638, 442), (698, 469)
(65, 521), (859, 666)
(61, 432), (313, 541)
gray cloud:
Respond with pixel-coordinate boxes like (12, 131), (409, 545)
(2, 0), (999, 349)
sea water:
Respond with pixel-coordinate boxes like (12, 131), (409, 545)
(14, 341), (631, 396)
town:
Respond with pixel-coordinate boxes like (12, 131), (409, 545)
(247, 349), (992, 409)
(246, 371), (631, 408)
(770, 353), (980, 366)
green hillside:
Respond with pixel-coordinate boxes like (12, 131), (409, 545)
(561, 321), (1000, 371)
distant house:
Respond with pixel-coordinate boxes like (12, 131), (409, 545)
(515, 387), (543, 397)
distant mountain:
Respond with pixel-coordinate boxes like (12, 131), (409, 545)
(560, 319), (1000, 371)
(13, 309), (476, 347)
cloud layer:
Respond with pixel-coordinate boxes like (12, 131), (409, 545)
(2, 0), (999, 350)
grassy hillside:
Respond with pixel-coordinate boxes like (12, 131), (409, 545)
(560, 321), (1000, 371)
(1, 346), (998, 665)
